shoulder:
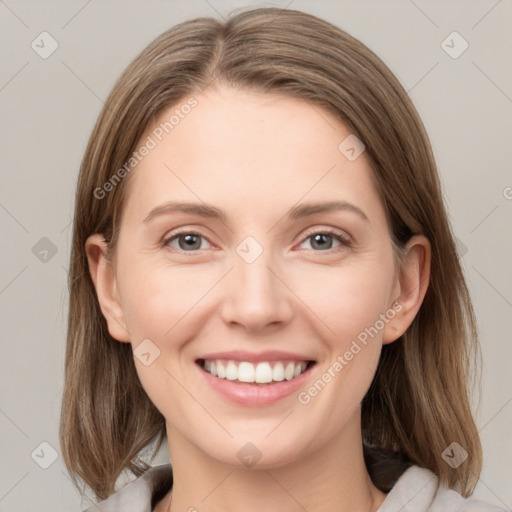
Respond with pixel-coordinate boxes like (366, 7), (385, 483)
(378, 465), (509, 512)
(82, 464), (173, 512)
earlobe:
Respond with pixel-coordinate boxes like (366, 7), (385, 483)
(85, 234), (131, 343)
(382, 235), (431, 345)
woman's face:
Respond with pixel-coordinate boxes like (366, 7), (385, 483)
(96, 85), (407, 468)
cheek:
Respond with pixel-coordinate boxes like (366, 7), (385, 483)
(295, 260), (395, 347)
(120, 245), (395, 353)
(120, 266), (205, 421)
(119, 260), (212, 343)
(292, 259), (394, 408)
(294, 273), (389, 443)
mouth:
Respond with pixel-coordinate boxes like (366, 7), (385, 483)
(196, 358), (316, 385)
(194, 350), (318, 406)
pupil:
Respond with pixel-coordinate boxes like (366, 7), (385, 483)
(177, 234), (333, 251)
(313, 234), (331, 250)
(181, 234), (200, 250)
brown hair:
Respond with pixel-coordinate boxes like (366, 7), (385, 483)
(60, 7), (482, 500)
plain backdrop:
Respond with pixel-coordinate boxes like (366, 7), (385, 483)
(0, 1), (511, 511)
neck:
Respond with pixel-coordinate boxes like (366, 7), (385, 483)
(161, 416), (386, 512)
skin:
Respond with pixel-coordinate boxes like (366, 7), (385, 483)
(86, 85), (430, 512)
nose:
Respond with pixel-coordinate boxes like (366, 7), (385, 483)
(219, 246), (294, 333)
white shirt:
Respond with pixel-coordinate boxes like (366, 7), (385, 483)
(83, 464), (508, 512)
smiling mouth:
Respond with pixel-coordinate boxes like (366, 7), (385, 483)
(196, 359), (316, 385)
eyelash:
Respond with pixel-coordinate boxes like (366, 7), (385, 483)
(162, 227), (352, 255)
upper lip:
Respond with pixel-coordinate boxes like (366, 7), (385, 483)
(197, 350), (315, 363)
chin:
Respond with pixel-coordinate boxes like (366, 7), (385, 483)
(195, 433), (311, 471)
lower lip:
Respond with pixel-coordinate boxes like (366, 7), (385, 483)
(197, 362), (315, 407)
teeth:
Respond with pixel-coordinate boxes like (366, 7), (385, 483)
(273, 362), (285, 382)
(226, 361), (238, 380)
(216, 361), (226, 379)
(284, 362), (295, 381)
(238, 362), (255, 383)
(202, 359), (310, 383)
(255, 362), (272, 383)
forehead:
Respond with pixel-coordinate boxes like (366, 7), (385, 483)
(121, 85), (385, 227)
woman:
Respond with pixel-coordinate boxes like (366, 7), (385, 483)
(60, 7), (506, 512)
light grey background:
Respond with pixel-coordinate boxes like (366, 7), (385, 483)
(0, 0), (511, 510)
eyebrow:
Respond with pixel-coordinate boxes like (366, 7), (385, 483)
(143, 200), (369, 224)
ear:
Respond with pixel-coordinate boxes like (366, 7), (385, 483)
(85, 233), (131, 343)
(382, 235), (431, 344)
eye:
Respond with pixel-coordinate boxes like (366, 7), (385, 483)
(298, 229), (351, 252)
(163, 228), (351, 254)
(163, 230), (212, 252)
